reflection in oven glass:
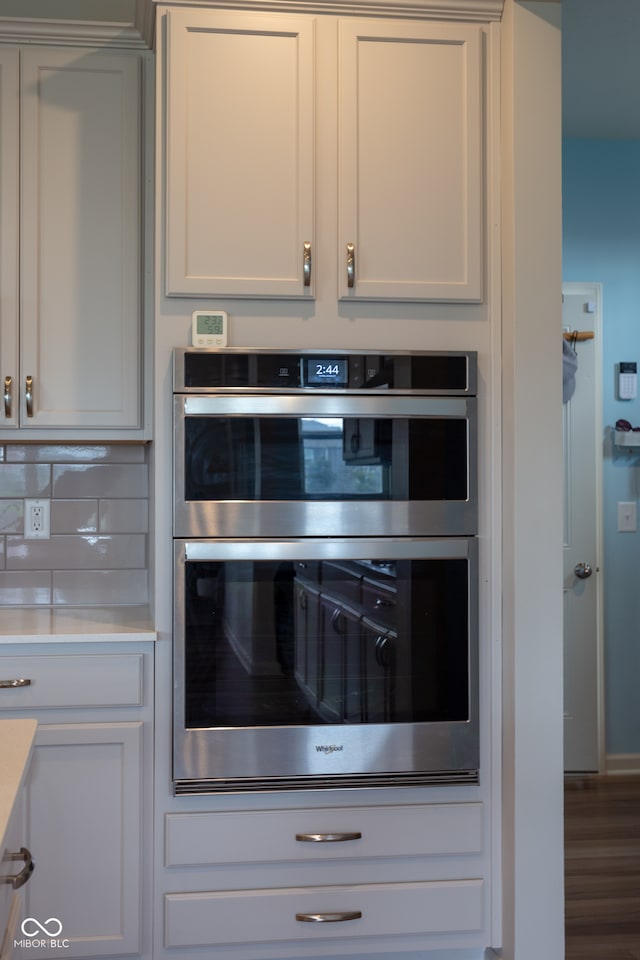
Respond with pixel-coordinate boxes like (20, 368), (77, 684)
(184, 558), (469, 730)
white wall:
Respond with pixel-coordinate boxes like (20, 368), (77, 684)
(500, 2), (565, 957)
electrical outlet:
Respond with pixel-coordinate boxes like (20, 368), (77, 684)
(24, 499), (50, 539)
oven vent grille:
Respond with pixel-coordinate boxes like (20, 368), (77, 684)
(174, 770), (480, 795)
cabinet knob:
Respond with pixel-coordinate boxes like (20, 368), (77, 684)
(25, 375), (34, 418)
(346, 243), (355, 288)
(3, 375), (11, 418)
(0, 678), (32, 688)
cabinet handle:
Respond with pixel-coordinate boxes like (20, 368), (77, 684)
(3, 847), (35, 890)
(296, 832), (362, 843)
(303, 241), (312, 287)
(296, 911), (362, 923)
(0, 678), (31, 688)
(374, 597), (394, 609)
(346, 243), (355, 288)
(25, 375), (34, 417)
(3, 375), (11, 418)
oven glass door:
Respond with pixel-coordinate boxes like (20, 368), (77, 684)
(174, 395), (477, 537)
(174, 538), (478, 792)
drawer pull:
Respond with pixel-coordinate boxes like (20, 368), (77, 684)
(296, 911), (362, 923)
(3, 847), (35, 890)
(295, 831), (362, 843)
(0, 678), (31, 688)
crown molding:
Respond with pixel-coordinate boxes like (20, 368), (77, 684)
(0, 0), (155, 48)
(152, 0), (503, 22)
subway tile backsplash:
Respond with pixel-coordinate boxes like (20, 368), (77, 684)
(0, 444), (149, 607)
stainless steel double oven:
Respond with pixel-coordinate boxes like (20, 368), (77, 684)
(173, 348), (479, 793)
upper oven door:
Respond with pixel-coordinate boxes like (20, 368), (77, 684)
(174, 393), (477, 538)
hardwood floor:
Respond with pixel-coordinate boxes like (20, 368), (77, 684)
(565, 775), (640, 959)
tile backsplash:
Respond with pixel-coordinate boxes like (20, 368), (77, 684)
(0, 444), (149, 607)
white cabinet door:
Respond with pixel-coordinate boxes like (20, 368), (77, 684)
(338, 19), (483, 301)
(22, 722), (143, 959)
(0, 49), (19, 429)
(19, 48), (142, 430)
(165, 9), (315, 298)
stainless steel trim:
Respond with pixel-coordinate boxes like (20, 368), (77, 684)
(296, 832), (362, 842)
(182, 394), (471, 418)
(296, 911), (362, 923)
(0, 678), (31, 688)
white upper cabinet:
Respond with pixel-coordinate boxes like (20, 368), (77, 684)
(165, 9), (315, 298)
(0, 46), (146, 438)
(338, 19), (483, 302)
(163, 8), (484, 303)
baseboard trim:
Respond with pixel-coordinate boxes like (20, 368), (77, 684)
(606, 753), (640, 775)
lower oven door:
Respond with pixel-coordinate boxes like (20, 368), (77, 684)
(173, 537), (478, 793)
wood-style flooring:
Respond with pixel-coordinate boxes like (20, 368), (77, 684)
(565, 775), (640, 959)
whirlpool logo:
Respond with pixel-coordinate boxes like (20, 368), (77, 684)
(15, 917), (70, 950)
(315, 743), (344, 754)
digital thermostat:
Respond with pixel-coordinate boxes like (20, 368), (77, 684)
(192, 311), (228, 348)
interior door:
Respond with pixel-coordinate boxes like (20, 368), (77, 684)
(562, 282), (603, 773)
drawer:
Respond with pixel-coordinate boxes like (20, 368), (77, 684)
(164, 878), (484, 948)
(165, 802), (482, 867)
(0, 655), (143, 710)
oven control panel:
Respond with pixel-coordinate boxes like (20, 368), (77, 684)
(174, 349), (477, 395)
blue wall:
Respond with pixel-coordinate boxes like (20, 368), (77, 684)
(563, 137), (640, 756)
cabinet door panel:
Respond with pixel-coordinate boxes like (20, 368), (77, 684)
(339, 20), (483, 301)
(0, 49), (19, 430)
(165, 9), (314, 298)
(23, 722), (142, 958)
(20, 49), (141, 429)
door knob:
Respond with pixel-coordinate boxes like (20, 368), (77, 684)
(574, 562), (593, 580)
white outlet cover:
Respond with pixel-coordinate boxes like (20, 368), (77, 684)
(24, 498), (50, 539)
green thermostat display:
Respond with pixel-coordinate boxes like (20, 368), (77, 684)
(192, 311), (228, 347)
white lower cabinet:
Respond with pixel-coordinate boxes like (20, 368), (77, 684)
(0, 644), (153, 960)
(161, 801), (487, 958)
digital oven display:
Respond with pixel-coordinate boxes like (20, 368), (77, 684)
(306, 358), (348, 387)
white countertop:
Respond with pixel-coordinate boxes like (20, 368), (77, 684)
(0, 718), (37, 851)
(0, 607), (156, 644)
